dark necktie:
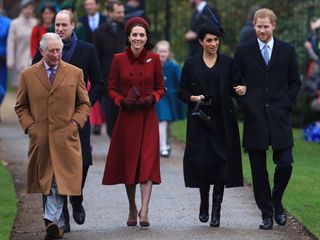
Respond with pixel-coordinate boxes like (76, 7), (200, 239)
(48, 68), (56, 84)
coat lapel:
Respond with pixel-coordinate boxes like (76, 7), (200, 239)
(268, 38), (282, 69)
(250, 40), (268, 69)
(193, 54), (208, 93)
(34, 59), (51, 91)
(50, 61), (67, 94)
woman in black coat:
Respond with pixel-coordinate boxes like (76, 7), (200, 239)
(178, 21), (243, 227)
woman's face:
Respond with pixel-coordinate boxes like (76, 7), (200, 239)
(199, 33), (220, 55)
(156, 44), (170, 63)
(42, 8), (55, 25)
(128, 26), (147, 51)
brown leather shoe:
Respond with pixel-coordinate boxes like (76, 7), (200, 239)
(44, 222), (59, 240)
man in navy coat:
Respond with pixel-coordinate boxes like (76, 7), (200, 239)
(33, 10), (104, 232)
(233, 8), (301, 230)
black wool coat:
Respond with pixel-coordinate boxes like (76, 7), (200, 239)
(232, 38), (301, 150)
(33, 40), (104, 165)
(79, 14), (107, 43)
(178, 54), (243, 188)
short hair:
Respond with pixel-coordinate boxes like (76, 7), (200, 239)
(57, 9), (76, 25)
(254, 8), (277, 24)
(39, 33), (63, 51)
(105, 0), (123, 12)
(84, 0), (99, 4)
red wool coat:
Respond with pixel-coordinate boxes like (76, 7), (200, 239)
(102, 48), (165, 185)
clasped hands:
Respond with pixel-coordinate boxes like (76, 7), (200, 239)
(121, 95), (155, 110)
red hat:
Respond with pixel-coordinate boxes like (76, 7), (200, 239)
(125, 17), (150, 34)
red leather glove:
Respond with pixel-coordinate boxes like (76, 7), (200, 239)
(142, 95), (156, 107)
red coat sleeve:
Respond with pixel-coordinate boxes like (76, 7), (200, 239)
(107, 56), (124, 106)
(151, 54), (165, 102)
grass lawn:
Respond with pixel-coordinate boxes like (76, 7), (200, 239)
(172, 120), (320, 239)
(0, 161), (17, 240)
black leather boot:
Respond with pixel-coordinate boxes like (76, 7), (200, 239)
(210, 183), (224, 227)
(199, 186), (210, 223)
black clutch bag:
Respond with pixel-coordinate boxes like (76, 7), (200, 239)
(191, 96), (215, 130)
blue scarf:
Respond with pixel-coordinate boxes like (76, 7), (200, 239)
(62, 32), (77, 62)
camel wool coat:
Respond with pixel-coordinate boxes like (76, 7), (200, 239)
(15, 59), (91, 196)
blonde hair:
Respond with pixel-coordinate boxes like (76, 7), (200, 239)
(155, 40), (174, 60)
(253, 8), (277, 24)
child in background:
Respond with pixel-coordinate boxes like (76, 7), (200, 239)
(155, 40), (186, 157)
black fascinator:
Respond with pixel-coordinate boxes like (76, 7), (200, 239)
(198, 7), (228, 40)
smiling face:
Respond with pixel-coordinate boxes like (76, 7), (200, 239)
(55, 12), (75, 40)
(199, 33), (220, 55)
(128, 25), (147, 51)
(254, 17), (276, 43)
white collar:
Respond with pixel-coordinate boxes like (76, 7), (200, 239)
(44, 61), (58, 71)
(257, 37), (274, 51)
(197, 1), (207, 13)
(89, 12), (99, 20)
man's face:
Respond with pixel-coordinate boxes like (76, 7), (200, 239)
(55, 12), (74, 40)
(84, 0), (99, 16)
(109, 4), (124, 23)
(40, 39), (62, 67)
(254, 17), (276, 43)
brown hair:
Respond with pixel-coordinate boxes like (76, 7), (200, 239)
(253, 8), (277, 24)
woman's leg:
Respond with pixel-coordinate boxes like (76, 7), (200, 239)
(199, 185), (210, 222)
(210, 182), (225, 227)
(159, 121), (169, 157)
(125, 184), (138, 225)
(139, 181), (152, 224)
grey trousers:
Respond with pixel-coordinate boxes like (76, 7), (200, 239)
(44, 177), (65, 228)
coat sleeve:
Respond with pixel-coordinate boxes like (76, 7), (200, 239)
(15, 72), (34, 133)
(30, 26), (38, 59)
(150, 55), (165, 102)
(88, 45), (104, 106)
(287, 46), (302, 107)
(232, 46), (245, 87)
(72, 70), (91, 128)
(178, 60), (192, 103)
(107, 56), (124, 106)
(6, 22), (15, 67)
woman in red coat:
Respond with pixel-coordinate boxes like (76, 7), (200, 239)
(30, 2), (57, 58)
(102, 17), (165, 227)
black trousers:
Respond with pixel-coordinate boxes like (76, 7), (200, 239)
(247, 148), (293, 219)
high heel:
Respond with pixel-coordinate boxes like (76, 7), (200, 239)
(127, 210), (137, 227)
(138, 210), (150, 227)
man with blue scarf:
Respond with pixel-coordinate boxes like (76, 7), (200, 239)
(33, 10), (104, 233)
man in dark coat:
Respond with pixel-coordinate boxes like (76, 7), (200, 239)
(33, 10), (104, 232)
(79, 0), (107, 43)
(185, 0), (220, 56)
(93, 0), (126, 137)
(233, 8), (301, 230)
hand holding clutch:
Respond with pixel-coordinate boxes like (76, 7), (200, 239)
(120, 86), (141, 110)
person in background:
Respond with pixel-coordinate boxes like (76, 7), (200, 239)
(239, 5), (260, 44)
(178, 20), (243, 228)
(155, 40), (186, 157)
(124, 0), (148, 21)
(79, 0), (107, 43)
(185, 0), (220, 56)
(233, 8), (301, 230)
(59, 0), (86, 41)
(6, 0), (37, 87)
(93, 0), (126, 136)
(0, 0), (10, 122)
(30, 1), (58, 58)
(15, 32), (91, 240)
(102, 17), (165, 228)
(33, 10), (104, 233)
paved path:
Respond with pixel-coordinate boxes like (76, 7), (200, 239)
(0, 92), (313, 240)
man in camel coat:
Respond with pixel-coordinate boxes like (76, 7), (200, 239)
(15, 33), (91, 240)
